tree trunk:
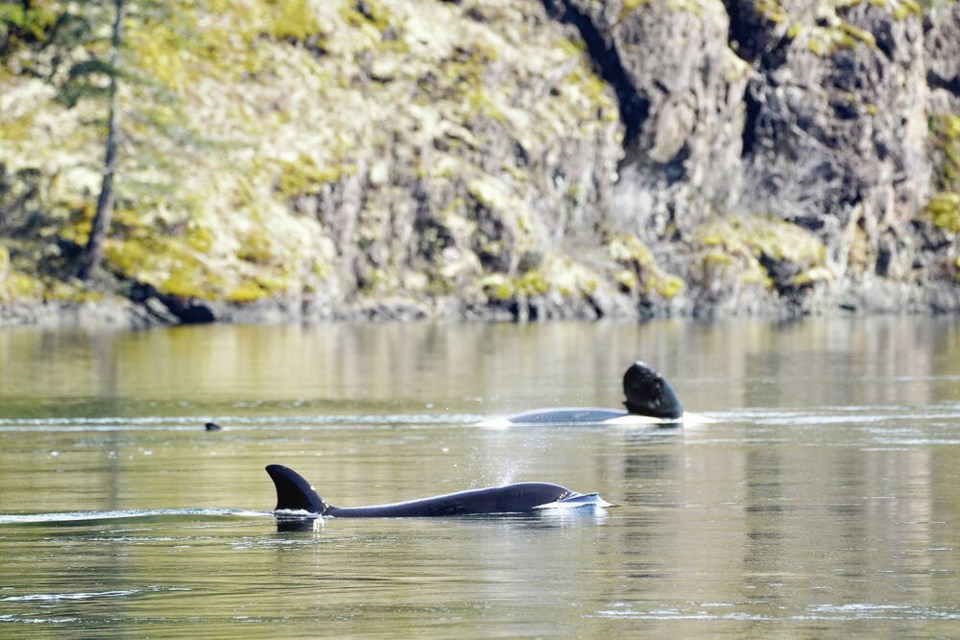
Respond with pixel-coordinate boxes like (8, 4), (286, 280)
(77, 0), (123, 281)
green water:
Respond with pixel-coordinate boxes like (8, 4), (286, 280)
(1, 318), (959, 637)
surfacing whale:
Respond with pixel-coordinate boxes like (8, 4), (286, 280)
(266, 464), (613, 519)
(479, 361), (691, 427)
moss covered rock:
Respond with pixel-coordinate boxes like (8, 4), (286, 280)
(1, 0), (959, 324)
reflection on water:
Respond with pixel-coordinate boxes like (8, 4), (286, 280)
(2, 318), (959, 416)
(1, 317), (959, 636)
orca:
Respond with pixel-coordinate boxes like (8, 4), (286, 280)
(265, 464), (613, 519)
(479, 361), (694, 427)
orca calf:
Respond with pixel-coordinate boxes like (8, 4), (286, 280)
(479, 361), (692, 427)
(266, 464), (612, 519)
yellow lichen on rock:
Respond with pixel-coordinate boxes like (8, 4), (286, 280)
(694, 215), (829, 289)
(927, 192), (960, 233)
(760, 0), (921, 57)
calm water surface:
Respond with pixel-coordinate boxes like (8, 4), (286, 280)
(1, 318), (959, 637)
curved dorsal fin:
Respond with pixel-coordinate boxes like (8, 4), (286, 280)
(265, 464), (327, 514)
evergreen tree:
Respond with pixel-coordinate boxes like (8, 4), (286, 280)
(74, 0), (123, 280)
(46, 0), (198, 280)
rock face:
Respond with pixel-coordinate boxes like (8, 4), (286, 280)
(733, 0), (931, 278)
(0, 0), (958, 325)
(551, 0), (750, 240)
(555, 0), (960, 315)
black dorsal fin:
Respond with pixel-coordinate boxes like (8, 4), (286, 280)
(265, 464), (327, 514)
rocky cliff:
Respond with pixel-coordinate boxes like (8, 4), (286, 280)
(1, 0), (958, 326)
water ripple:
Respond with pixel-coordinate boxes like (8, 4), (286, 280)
(2, 589), (147, 603)
(0, 508), (268, 525)
(592, 602), (960, 621)
(0, 414), (485, 431)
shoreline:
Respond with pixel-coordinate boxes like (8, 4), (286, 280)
(3, 278), (959, 330)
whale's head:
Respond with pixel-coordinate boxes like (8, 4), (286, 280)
(622, 361), (683, 420)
